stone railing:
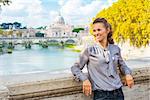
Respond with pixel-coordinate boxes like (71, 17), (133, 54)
(0, 67), (149, 100)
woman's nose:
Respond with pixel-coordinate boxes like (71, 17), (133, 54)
(93, 33), (99, 37)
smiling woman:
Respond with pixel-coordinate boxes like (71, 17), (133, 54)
(71, 18), (134, 100)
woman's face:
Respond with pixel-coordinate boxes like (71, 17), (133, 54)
(92, 23), (109, 43)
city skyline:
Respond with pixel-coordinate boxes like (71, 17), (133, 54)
(0, 0), (117, 28)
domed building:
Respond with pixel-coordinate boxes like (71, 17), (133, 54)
(53, 13), (65, 25)
(45, 13), (74, 37)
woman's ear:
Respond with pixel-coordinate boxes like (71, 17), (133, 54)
(107, 28), (110, 34)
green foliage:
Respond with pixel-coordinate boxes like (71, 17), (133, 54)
(91, 0), (150, 47)
(72, 28), (84, 33)
(36, 26), (47, 30)
(35, 32), (44, 37)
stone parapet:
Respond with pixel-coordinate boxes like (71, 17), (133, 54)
(0, 67), (149, 100)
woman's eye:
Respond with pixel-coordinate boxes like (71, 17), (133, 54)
(97, 29), (101, 31)
(93, 30), (96, 32)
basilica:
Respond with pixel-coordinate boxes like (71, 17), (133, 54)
(45, 13), (88, 38)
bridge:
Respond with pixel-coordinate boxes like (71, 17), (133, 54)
(0, 37), (79, 44)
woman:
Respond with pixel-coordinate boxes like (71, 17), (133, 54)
(71, 18), (134, 100)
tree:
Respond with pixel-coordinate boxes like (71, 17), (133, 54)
(91, 0), (150, 47)
(0, 0), (12, 13)
(35, 32), (44, 37)
(72, 28), (84, 33)
(0, 0), (12, 5)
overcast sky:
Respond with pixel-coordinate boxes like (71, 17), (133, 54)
(0, 0), (117, 28)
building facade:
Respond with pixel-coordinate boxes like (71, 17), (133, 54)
(45, 13), (77, 38)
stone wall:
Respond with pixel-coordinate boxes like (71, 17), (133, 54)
(0, 67), (149, 100)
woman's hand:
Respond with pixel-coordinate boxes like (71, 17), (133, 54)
(83, 79), (92, 96)
(125, 74), (134, 88)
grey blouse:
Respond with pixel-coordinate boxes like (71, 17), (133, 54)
(71, 43), (132, 91)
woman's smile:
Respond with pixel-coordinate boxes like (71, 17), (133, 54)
(92, 23), (108, 42)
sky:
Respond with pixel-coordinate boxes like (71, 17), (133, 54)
(0, 0), (117, 28)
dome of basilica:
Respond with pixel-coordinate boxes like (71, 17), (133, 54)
(54, 13), (65, 25)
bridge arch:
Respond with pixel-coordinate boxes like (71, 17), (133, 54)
(48, 40), (59, 43)
(65, 39), (75, 44)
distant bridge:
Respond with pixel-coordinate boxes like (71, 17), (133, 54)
(0, 37), (78, 44)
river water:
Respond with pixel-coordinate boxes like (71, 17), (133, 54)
(0, 45), (79, 75)
(0, 45), (149, 75)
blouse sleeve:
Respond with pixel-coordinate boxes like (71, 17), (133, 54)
(71, 48), (89, 81)
(118, 47), (132, 75)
